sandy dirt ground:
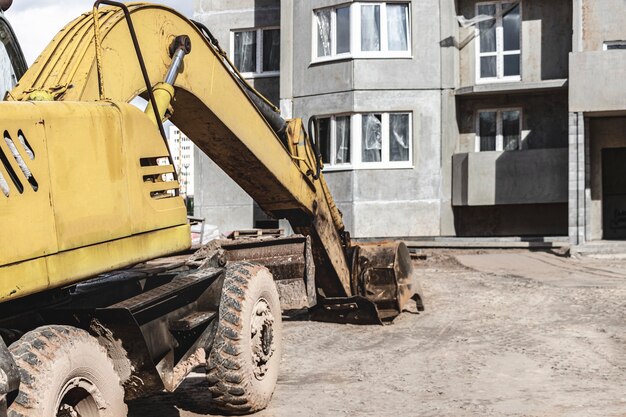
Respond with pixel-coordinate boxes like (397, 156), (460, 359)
(128, 250), (626, 417)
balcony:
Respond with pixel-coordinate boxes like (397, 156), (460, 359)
(452, 148), (568, 206)
(456, 79), (568, 97)
(570, 51), (626, 114)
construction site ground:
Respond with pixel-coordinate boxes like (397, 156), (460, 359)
(129, 249), (626, 417)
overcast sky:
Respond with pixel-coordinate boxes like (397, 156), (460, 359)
(5, 0), (195, 64)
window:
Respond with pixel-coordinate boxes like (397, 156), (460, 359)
(476, 109), (521, 152)
(317, 112), (412, 169)
(313, 2), (410, 61)
(476, 1), (521, 82)
(318, 116), (351, 167)
(231, 28), (280, 77)
(604, 41), (626, 50)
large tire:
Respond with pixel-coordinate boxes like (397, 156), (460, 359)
(7, 325), (127, 417)
(207, 262), (283, 414)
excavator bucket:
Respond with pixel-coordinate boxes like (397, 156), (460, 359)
(190, 236), (318, 312)
(312, 241), (424, 325)
(194, 237), (423, 325)
(355, 241), (424, 319)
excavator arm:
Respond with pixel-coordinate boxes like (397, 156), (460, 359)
(3, 2), (422, 321)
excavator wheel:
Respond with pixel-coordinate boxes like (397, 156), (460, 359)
(7, 325), (126, 417)
(207, 262), (282, 415)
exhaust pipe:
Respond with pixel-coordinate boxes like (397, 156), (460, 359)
(0, 0), (12, 12)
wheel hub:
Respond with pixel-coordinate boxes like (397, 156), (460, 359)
(251, 298), (275, 380)
(56, 377), (105, 417)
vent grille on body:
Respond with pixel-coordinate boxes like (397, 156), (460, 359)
(140, 157), (179, 199)
(0, 130), (37, 197)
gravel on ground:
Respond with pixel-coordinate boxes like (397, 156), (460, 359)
(129, 250), (626, 417)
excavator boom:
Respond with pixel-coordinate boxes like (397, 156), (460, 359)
(2, 2), (421, 319)
(0, 2), (425, 415)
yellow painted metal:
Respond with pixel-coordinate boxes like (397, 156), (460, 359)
(0, 101), (189, 301)
(0, 102), (58, 267)
(144, 81), (175, 124)
(26, 90), (54, 101)
(4, 3), (353, 301)
(0, 226), (189, 301)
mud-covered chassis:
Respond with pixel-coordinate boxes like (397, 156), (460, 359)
(0, 238), (299, 415)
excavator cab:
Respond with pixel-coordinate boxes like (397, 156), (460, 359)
(0, 2), (27, 100)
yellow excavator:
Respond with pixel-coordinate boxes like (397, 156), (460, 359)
(0, 1), (423, 415)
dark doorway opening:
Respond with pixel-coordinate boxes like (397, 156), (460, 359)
(602, 147), (626, 239)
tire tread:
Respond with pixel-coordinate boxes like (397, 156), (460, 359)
(207, 262), (280, 415)
(7, 325), (126, 417)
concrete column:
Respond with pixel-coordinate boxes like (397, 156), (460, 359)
(577, 113), (586, 245)
(572, 0), (584, 53)
(279, 0), (294, 119)
(568, 111), (579, 245)
(568, 111), (586, 246)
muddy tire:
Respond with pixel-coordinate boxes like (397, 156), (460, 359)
(207, 262), (282, 414)
(7, 325), (127, 417)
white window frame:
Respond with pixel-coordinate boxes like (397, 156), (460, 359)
(475, 108), (522, 152)
(317, 114), (353, 169)
(604, 40), (626, 51)
(475, 1), (522, 83)
(311, 5), (352, 63)
(230, 27), (280, 78)
(312, 2), (412, 64)
(318, 112), (413, 171)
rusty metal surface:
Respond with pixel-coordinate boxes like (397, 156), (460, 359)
(274, 279), (308, 311)
(310, 296), (383, 325)
(169, 311), (216, 332)
(188, 236), (422, 324)
(219, 235), (317, 310)
(353, 241), (423, 322)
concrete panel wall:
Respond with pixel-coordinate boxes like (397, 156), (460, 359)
(457, 92), (569, 152)
(294, 89), (443, 237)
(290, 0), (353, 97)
(196, 0), (280, 26)
(249, 77), (280, 107)
(195, 0), (280, 41)
(193, 150), (254, 232)
(441, 89), (459, 236)
(193, 0), (280, 231)
(440, 0), (460, 90)
(579, 0), (626, 52)
(287, 1), (451, 238)
(569, 52), (626, 113)
(352, 0), (441, 90)
(354, 200), (441, 237)
(291, 0), (443, 98)
(195, 0), (281, 106)
(452, 148), (568, 206)
(457, 0), (571, 87)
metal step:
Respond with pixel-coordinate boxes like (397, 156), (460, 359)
(109, 267), (222, 323)
(169, 311), (216, 331)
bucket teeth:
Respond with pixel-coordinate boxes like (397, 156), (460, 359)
(309, 296), (383, 325)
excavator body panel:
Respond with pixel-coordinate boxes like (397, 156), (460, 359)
(0, 101), (189, 301)
(0, 2), (426, 414)
(1, 1), (423, 313)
